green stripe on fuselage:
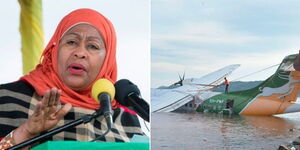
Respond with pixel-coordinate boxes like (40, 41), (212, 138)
(196, 54), (297, 114)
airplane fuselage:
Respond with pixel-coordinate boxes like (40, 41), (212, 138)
(196, 54), (300, 115)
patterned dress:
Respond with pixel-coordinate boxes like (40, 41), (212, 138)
(0, 80), (143, 149)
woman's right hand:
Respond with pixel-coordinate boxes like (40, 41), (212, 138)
(13, 88), (72, 144)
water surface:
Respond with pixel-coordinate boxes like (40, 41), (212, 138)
(151, 112), (300, 150)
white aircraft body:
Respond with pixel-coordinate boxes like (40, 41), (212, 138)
(151, 64), (240, 112)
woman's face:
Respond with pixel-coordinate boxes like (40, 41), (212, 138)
(58, 24), (106, 91)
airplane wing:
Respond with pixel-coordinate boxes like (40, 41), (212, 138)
(152, 64), (240, 113)
(183, 64), (240, 86)
(152, 85), (196, 112)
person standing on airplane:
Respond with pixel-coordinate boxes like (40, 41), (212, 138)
(224, 77), (230, 94)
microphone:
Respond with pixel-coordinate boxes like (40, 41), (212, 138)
(92, 79), (115, 130)
(115, 79), (149, 122)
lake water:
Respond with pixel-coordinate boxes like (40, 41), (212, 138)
(151, 112), (300, 150)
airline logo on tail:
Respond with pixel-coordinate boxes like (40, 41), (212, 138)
(240, 54), (300, 115)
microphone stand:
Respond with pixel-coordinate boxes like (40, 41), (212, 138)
(8, 110), (103, 150)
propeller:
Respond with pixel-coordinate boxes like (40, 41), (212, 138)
(171, 70), (185, 86)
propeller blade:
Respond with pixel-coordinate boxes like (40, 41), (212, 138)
(178, 72), (182, 81)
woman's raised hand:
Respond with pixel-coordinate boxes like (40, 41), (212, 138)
(13, 88), (72, 144)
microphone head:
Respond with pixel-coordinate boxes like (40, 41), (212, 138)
(92, 79), (115, 103)
(115, 79), (140, 106)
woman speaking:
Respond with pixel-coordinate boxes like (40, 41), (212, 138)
(0, 8), (142, 149)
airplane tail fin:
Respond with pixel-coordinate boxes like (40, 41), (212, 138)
(257, 54), (300, 102)
(240, 53), (300, 115)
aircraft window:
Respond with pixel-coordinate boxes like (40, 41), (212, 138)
(279, 59), (294, 71)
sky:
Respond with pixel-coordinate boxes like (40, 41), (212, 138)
(0, 0), (150, 100)
(151, 0), (300, 88)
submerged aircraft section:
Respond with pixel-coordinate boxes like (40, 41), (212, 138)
(151, 86), (194, 112)
(152, 64), (240, 112)
(196, 54), (300, 115)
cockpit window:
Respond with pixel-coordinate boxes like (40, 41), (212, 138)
(278, 55), (296, 71)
